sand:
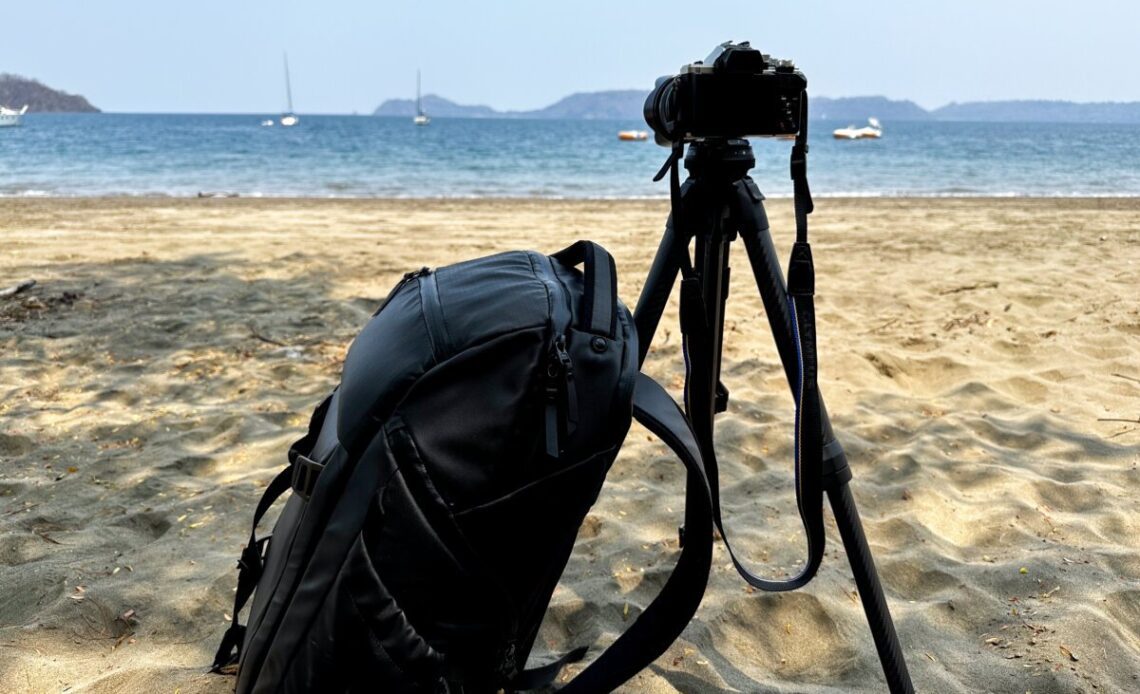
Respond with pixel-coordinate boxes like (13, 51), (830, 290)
(1, 197), (1139, 693)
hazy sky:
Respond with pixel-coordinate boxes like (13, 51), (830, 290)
(6, 1), (1138, 113)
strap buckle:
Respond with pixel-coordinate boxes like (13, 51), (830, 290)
(291, 453), (323, 501)
(790, 143), (808, 182)
(237, 535), (270, 574)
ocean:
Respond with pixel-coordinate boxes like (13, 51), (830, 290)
(2, 113), (1138, 198)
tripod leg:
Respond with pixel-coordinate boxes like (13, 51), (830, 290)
(634, 213), (684, 367)
(730, 180), (914, 694)
(830, 484), (913, 693)
(692, 208), (732, 415)
(732, 181), (842, 447)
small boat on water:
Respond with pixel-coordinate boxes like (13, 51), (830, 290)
(0, 105), (28, 128)
(618, 130), (648, 141)
(279, 53), (299, 127)
(833, 117), (881, 140)
(413, 70), (430, 126)
(261, 119), (275, 127)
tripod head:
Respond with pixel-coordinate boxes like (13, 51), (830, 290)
(682, 139), (756, 183)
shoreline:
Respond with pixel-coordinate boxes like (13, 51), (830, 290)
(5, 194), (1140, 203)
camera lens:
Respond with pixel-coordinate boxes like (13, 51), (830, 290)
(644, 76), (678, 144)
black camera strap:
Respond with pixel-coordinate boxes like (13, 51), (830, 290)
(724, 99), (824, 592)
(670, 95), (827, 592)
(722, 97), (824, 591)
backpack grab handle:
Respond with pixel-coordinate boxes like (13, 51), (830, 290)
(552, 240), (618, 338)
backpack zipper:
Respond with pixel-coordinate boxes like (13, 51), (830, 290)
(543, 334), (580, 457)
(373, 267), (430, 316)
(418, 268), (452, 363)
(534, 254), (578, 459)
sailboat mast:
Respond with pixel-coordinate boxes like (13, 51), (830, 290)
(416, 69), (422, 115)
(284, 53), (294, 113)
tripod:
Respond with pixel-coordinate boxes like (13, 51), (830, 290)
(633, 134), (914, 693)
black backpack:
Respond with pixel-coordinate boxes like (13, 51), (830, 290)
(212, 241), (717, 693)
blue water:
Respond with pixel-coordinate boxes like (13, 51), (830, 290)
(2, 114), (1139, 198)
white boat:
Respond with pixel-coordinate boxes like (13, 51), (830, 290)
(261, 119), (275, 127)
(0, 105), (28, 128)
(413, 70), (430, 126)
(833, 117), (882, 140)
(280, 53), (299, 127)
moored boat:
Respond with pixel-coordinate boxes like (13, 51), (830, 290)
(0, 105), (28, 128)
(280, 54), (299, 127)
(413, 70), (430, 126)
(833, 117), (882, 140)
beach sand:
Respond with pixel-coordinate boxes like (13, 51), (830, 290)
(2, 197), (1139, 693)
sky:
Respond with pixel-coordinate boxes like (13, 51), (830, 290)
(5, 1), (1139, 114)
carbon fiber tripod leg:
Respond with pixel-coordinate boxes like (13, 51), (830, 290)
(731, 180), (914, 694)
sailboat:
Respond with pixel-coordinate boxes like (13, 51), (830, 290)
(280, 53), (299, 127)
(413, 70), (430, 126)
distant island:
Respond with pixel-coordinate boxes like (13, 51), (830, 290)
(375, 91), (1140, 125)
(0, 74), (100, 112)
(375, 90), (648, 120)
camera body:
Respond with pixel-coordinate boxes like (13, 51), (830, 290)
(644, 41), (806, 146)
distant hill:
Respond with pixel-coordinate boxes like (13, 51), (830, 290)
(0, 74), (99, 112)
(931, 100), (1140, 123)
(375, 89), (1140, 125)
(374, 89), (649, 120)
(373, 94), (498, 118)
(811, 96), (929, 122)
(528, 90), (648, 119)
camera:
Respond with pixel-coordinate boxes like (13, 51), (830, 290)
(644, 41), (806, 146)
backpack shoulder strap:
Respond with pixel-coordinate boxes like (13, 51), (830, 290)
(556, 374), (713, 693)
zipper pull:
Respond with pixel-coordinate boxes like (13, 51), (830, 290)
(543, 376), (560, 458)
(554, 335), (579, 431)
(374, 267), (431, 315)
(543, 335), (580, 459)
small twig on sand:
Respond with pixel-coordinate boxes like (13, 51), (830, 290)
(3, 502), (40, 517)
(33, 528), (63, 545)
(0, 279), (36, 298)
(939, 281), (999, 295)
(248, 324), (286, 347)
(1107, 427), (1138, 440)
(1097, 417), (1140, 424)
(870, 317), (900, 333)
(1112, 372), (1140, 385)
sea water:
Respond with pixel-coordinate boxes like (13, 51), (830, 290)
(2, 114), (1138, 198)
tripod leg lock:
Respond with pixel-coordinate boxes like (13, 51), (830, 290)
(741, 177), (765, 203)
(714, 381), (729, 414)
(820, 440), (853, 490)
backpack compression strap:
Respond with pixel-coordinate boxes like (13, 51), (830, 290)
(556, 374), (713, 693)
(211, 391), (334, 672)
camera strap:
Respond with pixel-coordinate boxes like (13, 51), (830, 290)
(676, 99), (827, 592)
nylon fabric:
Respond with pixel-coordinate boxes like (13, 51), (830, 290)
(217, 243), (689, 694)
